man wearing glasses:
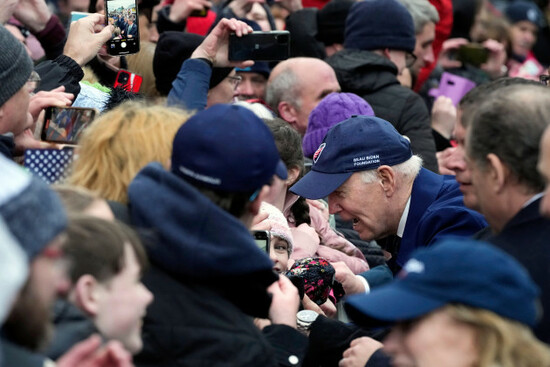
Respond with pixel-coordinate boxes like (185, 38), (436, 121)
(326, 0), (439, 173)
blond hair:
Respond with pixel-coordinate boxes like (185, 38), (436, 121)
(69, 101), (191, 203)
(445, 304), (550, 367)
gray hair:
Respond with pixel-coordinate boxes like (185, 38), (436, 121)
(466, 84), (550, 193)
(265, 67), (302, 112)
(397, 0), (439, 34)
(361, 155), (423, 184)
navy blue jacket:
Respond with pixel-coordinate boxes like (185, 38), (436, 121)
(390, 168), (487, 272)
(485, 197), (550, 343)
(167, 58), (211, 111)
(128, 163), (307, 367)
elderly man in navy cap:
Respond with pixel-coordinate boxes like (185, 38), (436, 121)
(291, 116), (486, 280)
(128, 104), (307, 367)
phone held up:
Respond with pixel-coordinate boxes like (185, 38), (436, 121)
(105, 0), (140, 56)
(228, 31), (290, 62)
(41, 106), (98, 145)
(252, 230), (270, 253)
(114, 70), (143, 92)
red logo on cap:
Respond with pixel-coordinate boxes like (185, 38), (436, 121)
(313, 143), (326, 163)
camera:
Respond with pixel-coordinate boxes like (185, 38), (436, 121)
(228, 31), (290, 61)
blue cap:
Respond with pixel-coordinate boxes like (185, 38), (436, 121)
(345, 238), (541, 327)
(290, 115), (412, 199)
(171, 104), (287, 192)
(235, 61), (271, 78)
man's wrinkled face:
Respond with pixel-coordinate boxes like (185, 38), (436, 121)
(0, 84), (33, 135)
(450, 115), (479, 210)
(328, 172), (394, 241)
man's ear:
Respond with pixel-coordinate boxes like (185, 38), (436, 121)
(249, 185), (271, 216)
(73, 275), (101, 317)
(278, 101), (298, 126)
(377, 165), (396, 197)
(382, 48), (392, 60)
(486, 153), (507, 193)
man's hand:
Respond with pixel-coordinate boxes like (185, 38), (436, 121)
(332, 261), (366, 295)
(64, 14), (114, 66)
(191, 18), (254, 68)
(339, 337), (383, 367)
(168, 0), (213, 22)
(57, 335), (134, 367)
(431, 96), (456, 140)
(29, 86), (74, 123)
(14, 0), (52, 33)
(0, 0), (19, 24)
(13, 128), (57, 156)
(268, 275), (300, 328)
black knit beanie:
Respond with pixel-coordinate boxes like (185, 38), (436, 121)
(344, 0), (415, 53)
(316, 0), (354, 46)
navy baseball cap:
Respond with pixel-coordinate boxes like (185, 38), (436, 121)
(290, 115), (412, 199)
(345, 238), (540, 328)
(171, 104), (287, 192)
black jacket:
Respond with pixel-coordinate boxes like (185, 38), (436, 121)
(326, 49), (438, 173)
(129, 163), (308, 367)
(485, 197), (550, 344)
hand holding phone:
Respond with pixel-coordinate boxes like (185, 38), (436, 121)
(105, 0), (140, 56)
(228, 31), (290, 61)
(41, 107), (98, 144)
(63, 13), (113, 66)
(190, 18), (254, 68)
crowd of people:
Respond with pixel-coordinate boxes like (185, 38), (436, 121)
(1, 0), (550, 366)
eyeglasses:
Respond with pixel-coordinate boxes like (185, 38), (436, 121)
(226, 75), (242, 90)
(540, 74), (550, 86)
(26, 70), (41, 94)
(405, 52), (418, 68)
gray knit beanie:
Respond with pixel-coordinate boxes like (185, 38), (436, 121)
(0, 24), (34, 107)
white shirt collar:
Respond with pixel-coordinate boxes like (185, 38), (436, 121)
(397, 196), (411, 238)
(523, 192), (544, 208)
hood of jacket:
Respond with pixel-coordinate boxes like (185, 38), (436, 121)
(326, 49), (401, 96)
(128, 163), (276, 282)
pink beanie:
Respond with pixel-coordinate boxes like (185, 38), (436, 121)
(260, 202), (294, 255)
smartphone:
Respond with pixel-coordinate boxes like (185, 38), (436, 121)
(105, 0), (140, 56)
(114, 70), (143, 92)
(189, 7), (209, 17)
(41, 107), (98, 144)
(228, 31), (290, 61)
(252, 230), (270, 253)
(457, 43), (489, 67)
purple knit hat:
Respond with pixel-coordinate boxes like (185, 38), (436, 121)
(302, 92), (375, 158)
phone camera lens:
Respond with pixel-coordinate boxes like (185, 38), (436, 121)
(118, 73), (129, 83)
(276, 34), (289, 44)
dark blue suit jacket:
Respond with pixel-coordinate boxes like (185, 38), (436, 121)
(485, 197), (550, 343)
(126, 23), (137, 38)
(391, 168), (488, 272)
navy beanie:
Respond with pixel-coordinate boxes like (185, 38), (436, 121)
(344, 0), (416, 53)
(505, 1), (544, 28)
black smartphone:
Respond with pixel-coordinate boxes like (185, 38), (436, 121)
(41, 107), (98, 144)
(105, 0), (140, 56)
(252, 230), (270, 253)
(457, 43), (489, 67)
(189, 7), (209, 17)
(228, 31), (290, 61)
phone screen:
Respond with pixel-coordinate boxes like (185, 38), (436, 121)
(105, 0), (140, 55)
(42, 107), (97, 144)
(252, 231), (270, 253)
